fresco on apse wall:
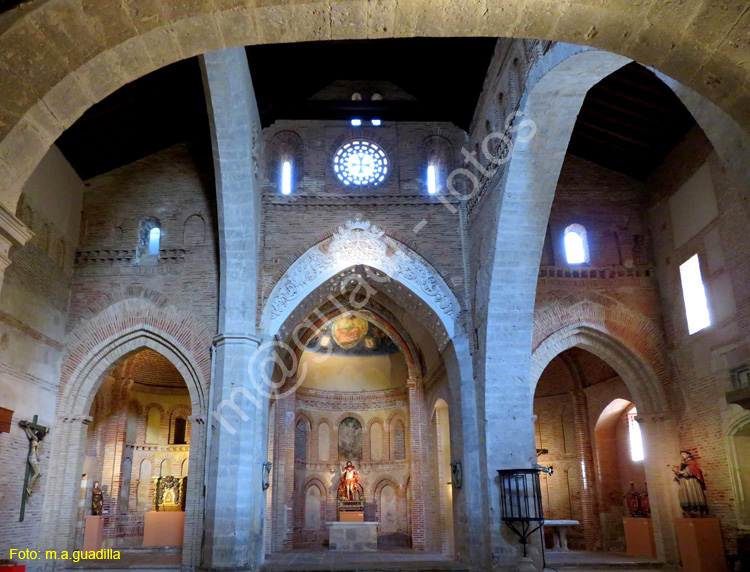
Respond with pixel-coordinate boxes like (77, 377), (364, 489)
(304, 315), (399, 356)
(338, 417), (363, 461)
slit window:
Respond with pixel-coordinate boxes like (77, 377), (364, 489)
(281, 161), (292, 195)
(679, 254), (710, 334)
(427, 164), (437, 195)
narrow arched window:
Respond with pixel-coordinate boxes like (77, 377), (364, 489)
(564, 224), (589, 264)
(148, 227), (161, 254)
(627, 407), (645, 462)
(138, 217), (161, 263)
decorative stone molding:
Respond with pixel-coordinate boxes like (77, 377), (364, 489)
(296, 387), (408, 411)
(0, 203), (33, 246)
(262, 219), (460, 340)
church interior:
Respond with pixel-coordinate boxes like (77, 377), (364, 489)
(0, 2), (749, 572)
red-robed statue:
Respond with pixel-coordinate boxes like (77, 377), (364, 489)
(338, 461), (361, 501)
(671, 450), (708, 517)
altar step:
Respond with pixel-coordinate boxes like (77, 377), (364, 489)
(544, 550), (665, 570)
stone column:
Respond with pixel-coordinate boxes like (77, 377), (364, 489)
(39, 416), (91, 562)
(637, 413), (681, 566)
(407, 374), (427, 550)
(201, 47), (267, 570)
(570, 390), (600, 551)
(441, 335), (490, 569)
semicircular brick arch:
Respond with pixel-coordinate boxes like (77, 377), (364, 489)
(0, 1), (747, 213)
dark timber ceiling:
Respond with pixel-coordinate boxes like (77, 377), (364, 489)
(567, 62), (696, 180)
(54, 43), (695, 182)
(56, 57), (209, 180)
(245, 38), (498, 129)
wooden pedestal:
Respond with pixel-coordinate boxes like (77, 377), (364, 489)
(142, 511), (185, 547)
(83, 515), (104, 551)
(675, 517), (726, 572)
(338, 511), (364, 522)
(623, 517), (656, 558)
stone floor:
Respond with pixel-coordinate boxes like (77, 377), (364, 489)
(260, 550), (469, 571)
(66, 548), (182, 569)
(64, 547), (664, 571)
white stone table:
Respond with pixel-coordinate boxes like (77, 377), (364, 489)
(544, 519), (580, 551)
(327, 522), (378, 551)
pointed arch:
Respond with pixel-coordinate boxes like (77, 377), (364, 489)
(532, 324), (667, 416)
(39, 297), (211, 569)
(261, 219), (461, 341)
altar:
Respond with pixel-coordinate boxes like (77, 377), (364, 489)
(328, 522), (378, 551)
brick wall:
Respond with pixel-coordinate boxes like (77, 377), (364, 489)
(647, 125), (750, 560)
(68, 143), (219, 334)
(260, 120), (468, 312)
(0, 146), (83, 557)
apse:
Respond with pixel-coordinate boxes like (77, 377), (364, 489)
(81, 349), (192, 549)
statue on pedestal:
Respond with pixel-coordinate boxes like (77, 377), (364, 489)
(625, 482), (641, 517)
(91, 481), (104, 515)
(338, 461), (360, 501)
(671, 450), (708, 517)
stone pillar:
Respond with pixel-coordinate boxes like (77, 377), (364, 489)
(570, 390), (600, 551)
(637, 413), (681, 566)
(39, 416), (91, 562)
(407, 375), (426, 550)
(0, 203), (33, 296)
(201, 47), (267, 570)
(441, 335), (490, 569)
(204, 334), (268, 568)
(273, 384), (296, 551)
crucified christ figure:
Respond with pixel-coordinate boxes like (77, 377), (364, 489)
(22, 424), (43, 496)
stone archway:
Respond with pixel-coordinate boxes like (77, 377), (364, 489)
(262, 218), (461, 341)
(0, 0), (748, 215)
(531, 324), (679, 563)
(39, 298), (211, 570)
(532, 324), (667, 416)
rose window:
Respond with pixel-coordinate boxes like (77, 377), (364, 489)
(333, 140), (388, 186)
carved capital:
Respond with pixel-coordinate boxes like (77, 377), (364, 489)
(212, 333), (263, 348)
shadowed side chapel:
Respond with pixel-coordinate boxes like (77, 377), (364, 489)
(0, 2), (749, 571)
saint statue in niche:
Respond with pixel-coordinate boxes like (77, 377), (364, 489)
(625, 482), (641, 516)
(670, 450), (708, 517)
(338, 461), (361, 501)
(623, 481), (651, 517)
(91, 481), (104, 515)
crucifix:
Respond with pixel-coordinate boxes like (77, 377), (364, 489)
(19, 415), (48, 522)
